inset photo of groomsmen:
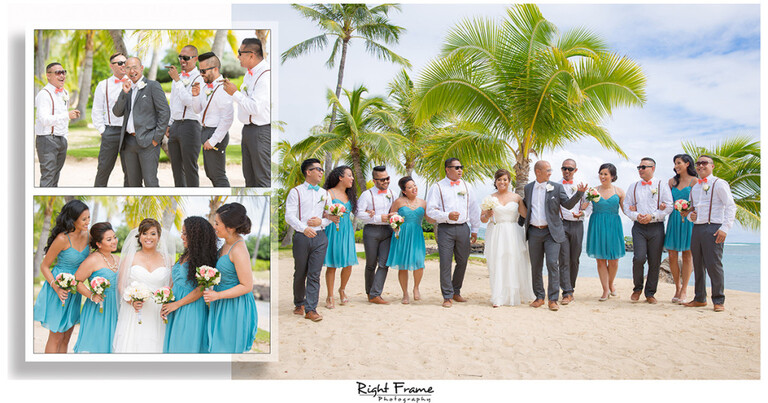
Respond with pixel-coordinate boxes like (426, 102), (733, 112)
(32, 29), (272, 188)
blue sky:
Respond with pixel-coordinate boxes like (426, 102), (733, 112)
(233, 3), (760, 242)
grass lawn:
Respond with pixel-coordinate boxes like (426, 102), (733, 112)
(68, 143), (243, 165)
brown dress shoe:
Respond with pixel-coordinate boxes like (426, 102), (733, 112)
(442, 299), (453, 308)
(713, 304), (725, 312)
(452, 294), (467, 303)
(304, 311), (323, 322)
(293, 306), (305, 315)
(683, 300), (707, 307)
(548, 301), (559, 311)
(630, 291), (642, 302)
(646, 296), (658, 304)
(368, 296), (390, 305)
(561, 294), (574, 305)
(529, 299), (545, 308)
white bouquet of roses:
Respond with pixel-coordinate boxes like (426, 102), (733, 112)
(123, 281), (152, 324)
(389, 214), (404, 239)
(54, 273), (78, 307)
(481, 196), (501, 211)
(153, 286), (175, 323)
(89, 276), (111, 313)
(325, 203), (347, 231)
(674, 199), (691, 223)
(196, 265), (221, 306)
(585, 187), (601, 203)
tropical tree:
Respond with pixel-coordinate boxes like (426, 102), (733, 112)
(281, 3), (411, 172)
(683, 135), (760, 230)
(33, 197), (65, 278)
(122, 196), (185, 233)
(414, 4), (646, 194)
(292, 85), (406, 194)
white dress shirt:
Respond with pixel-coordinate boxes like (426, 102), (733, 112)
(623, 177), (674, 223)
(426, 178), (481, 233)
(234, 59), (270, 125)
(191, 75), (234, 147)
(558, 177), (591, 221)
(169, 67), (204, 124)
(357, 187), (395, 225)
(34, 83), (70, 137)
(91, 75), (126, 133)
(529, 181), (549, 226)
(286, 182), (331, 233)
(125, 78), (144, 134)
(688, 175), (737, 234)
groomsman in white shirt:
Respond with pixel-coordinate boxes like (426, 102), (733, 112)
(683, 155), (736, 312)
(426, 158), (481, 308)
(285, 158), (330, 322)
(166, 45), (204, 187)
(558, 159), (591, 303)
(623, 157), (673, 304)
(92, 52), (127, 187)
(191, 52), (233, 187)
(357, 166), (396, 304)
(35, 62), (80, 187)
(223, 38), (271, 187)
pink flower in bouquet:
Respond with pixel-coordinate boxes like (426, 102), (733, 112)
(325, 203), (347, 231)
(196, 265), (221, 305)
(389, 214), (405, 238)
(89, 276), (111, 313)
(153, 286), (175, 323)
(54, 273), (78, 306)
(674, 199), (691, 222)
(585, 187), (601, 203)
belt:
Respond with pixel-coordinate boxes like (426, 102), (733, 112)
(128, 132), (136, 136)
(106, 125), (122, 129)
(36, 134), (65, 137)
(439, 222), (467, 226)
(531, 224), (548, 229)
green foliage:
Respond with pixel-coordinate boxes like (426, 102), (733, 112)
(115, 224), (131, 252)
(421, 220), (434, 233)
(355, 229), (363, 243)
(245, 235), (270, 260)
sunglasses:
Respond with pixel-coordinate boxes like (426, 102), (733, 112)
(561, 167), (575, 172)
(199, 66), (216, 74)
(111, 60), (126, 66)
(178, 55), (196, 61)
(238, 50), (255, 56)
(695, 161), (711, 166)
(637, 165), (654, 170)
(48, 70), (67, 75)
(373, 176), (391, 182)
(448, 165), (464, 170)
(308, 167), (324, 173)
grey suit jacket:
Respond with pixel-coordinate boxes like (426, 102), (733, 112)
(113, 77), (170, 149)
(522, 181), (583, 243)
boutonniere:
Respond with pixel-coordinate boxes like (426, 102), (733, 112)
(545, 184), (554, 192)
(241, 84), (248, 94)
(571, 185), (577, 192)
(457, 190), (466, 197)
(60, 92), (69, 102)
(650, 188), (658, 195)
(385, 194), (392, 200)
(181, 78), (190, 86)
(204, 88), (212, 96)
(703, 184), (711, 193)
(318, 194), (327, 204)
(136, 80), (147, 90)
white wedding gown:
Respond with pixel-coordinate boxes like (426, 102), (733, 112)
(113, 265), (171, 353)
(484, 202), (536, 306)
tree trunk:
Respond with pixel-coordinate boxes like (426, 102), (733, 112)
(161, 198), (177, 232)
(212, 30), (228, 58)
(109, 30), (126, 55)
(35, 31), (51, 93)
(280, 227), (294, 247)
(148, 46), (160, 81)
(34, 198), (55, 279)
(74, 30), (95, 123)
(252, 197), (269, 265)
(255, 30), (269, 59)
(350, 148), (366, 195)
(208, 196), (224, 225)
(325, 38), (350, 173)
(513, 149), (530, 196)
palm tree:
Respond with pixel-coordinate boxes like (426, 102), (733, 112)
(414, 4), (646, 194)
(683, 135), (760, 230)
(281, 3), (411, 172)
(292, 85), (406, 194)
(122, 196), (185, 232)
(33, 197), (65, 278)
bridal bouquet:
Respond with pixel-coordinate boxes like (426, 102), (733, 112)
(196, 265), (221, 306)
(54, 273), (78, 307)
(89, 276), (111, 313)
(153, 287), (175, 323)
(585, 187), (601, 203)
(123, 282), (152, 324)
(389, 214), (404, 239)
(674, 199), (691, 223)
(325, 203), (347, 231)
(481, 196), (501, 211)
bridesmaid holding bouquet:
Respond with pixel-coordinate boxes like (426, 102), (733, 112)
(664, 154), (698, 303)
(162, 216), (218, 353)
(34, 200), (91, 353)
(322, 166), (358, 308)
(73, 222), (119, 353)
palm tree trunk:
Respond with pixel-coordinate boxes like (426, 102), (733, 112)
(109, 30), (126, 54)
(161, 198), (178, 231)
(350, 148), (366, 195)
(255, 30), (269, 59)
(325, 39), (350, 173)
(74, 30), (95, 123)
(34, 198), (56, 279)
(35, 31), (51, 93)
(208, 196), (225, 225)
(513, 149), (530, 196)
(280, 227), (294, 247)
(148, 46), (160, 81)
(212, 30), (228, 59)
(252, 197), (268, 265)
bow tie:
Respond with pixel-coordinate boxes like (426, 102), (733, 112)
(698, 177), (708, 184)
(114, 78), (122, 83)
(54, 88), (64, 94)
(450, 180), (460, 186)
(308, 184), (320, 191)
(378, 189), (387, 194)
(641, 181), (652, 186)
(206, 83), (214, 88)
(181, 72), (190, 78)
(562, 180), (573, 185)
(247, 69), (254, 76)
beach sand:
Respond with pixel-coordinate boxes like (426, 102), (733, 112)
(231, 252), (759, 380)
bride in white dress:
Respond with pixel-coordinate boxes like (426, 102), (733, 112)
(113, 218), (174, 353)
(480, 169), (535, 307)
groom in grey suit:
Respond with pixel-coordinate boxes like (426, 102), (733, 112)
(522, 160), (586, 311)
(113, 57), (170, 187)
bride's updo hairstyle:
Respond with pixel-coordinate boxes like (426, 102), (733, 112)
(89, 222), (114, 250)
(216, 203), (251, 235)
(135, 218), (162, 246)
(493, 169), (512, 189)
(398, 176), (414, 197)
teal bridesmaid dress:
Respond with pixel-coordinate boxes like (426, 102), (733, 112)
(207, 241), (259, 353)
(386, 206), (426, 271)
(33, 234), (89, 332)
(664, 186), (694, 251)
(586, 194), (626, 260)
(73, 268), (118, 353)
(324, 199), (358, 268)
(164, 262), (209, 353)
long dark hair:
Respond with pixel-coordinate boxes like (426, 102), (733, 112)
(324, 165), (358, 214)
(45, 200), (89, 253)
(179, 216), (218, 285)
(672, 153), (697, 187)
(89, 222), (114, 250)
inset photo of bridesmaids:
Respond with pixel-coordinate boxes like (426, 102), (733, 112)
(29, 195), (271, 357)
(32, 29), (272, 188)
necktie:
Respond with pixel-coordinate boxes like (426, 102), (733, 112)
(698, 177), (708, 184)
(450, 181), (460, 186)
(308, 184), (320, 191)
(182, 71), (190, 78)
(641, 181), (652, 186)
(55, 88), (64, 94)
(563, 180), (573, 184)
